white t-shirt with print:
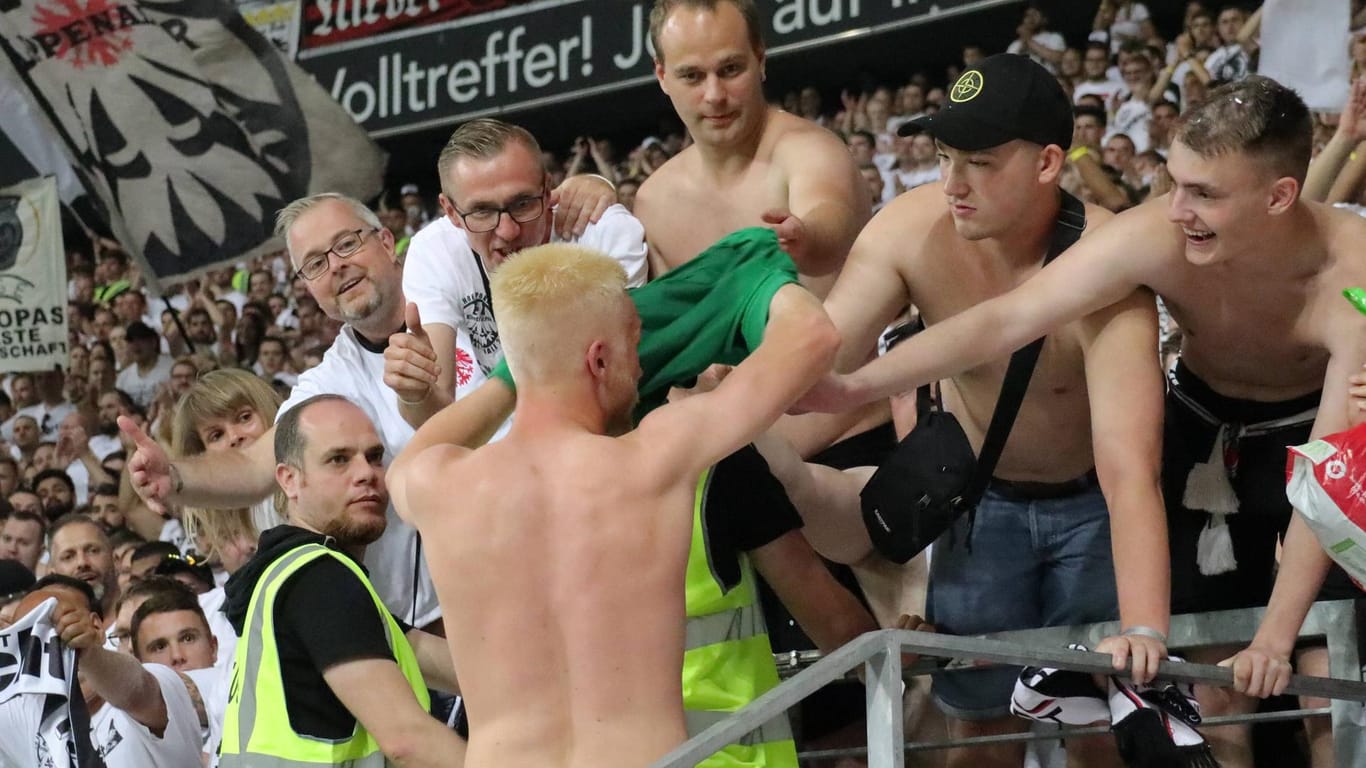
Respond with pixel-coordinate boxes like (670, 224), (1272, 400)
(115, 355), (174, 410)
(278, 327), (440, 627)
(88, 663), (204, 768)
(403, 205), (647, 400)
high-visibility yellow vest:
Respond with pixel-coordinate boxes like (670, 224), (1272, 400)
(220, 543), (429, 767)
(684, 468), (799, 768)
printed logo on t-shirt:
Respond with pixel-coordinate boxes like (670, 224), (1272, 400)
(461, 291), (500, 372)
(454, 347), (474, 386)
(94, 718), (123, 759)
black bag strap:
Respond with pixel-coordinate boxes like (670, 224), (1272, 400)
(962, 190), (1086, 504)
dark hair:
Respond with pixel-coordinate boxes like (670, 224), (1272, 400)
(5, 509), (46, 533)
(275, 394), (349, 467)
(1074, 103), (1108, 129)
(1152, 99), (1180, 115)
(131, 540), (180, 564)
(131, 583), (211, 656)
(1175, 75), (1313, 186)
(108, 527), (147, 551)
(849, 129), (877, 147)
(650, 0), (763, 64)
(114, 574), (189, 614)
(30, 573), (99, 614)
(32, 469), (75, 496)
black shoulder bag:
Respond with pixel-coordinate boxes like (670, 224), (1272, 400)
(860, 191), (1087, 564)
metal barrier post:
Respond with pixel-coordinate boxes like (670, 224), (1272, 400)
(865, 632), (904, 768)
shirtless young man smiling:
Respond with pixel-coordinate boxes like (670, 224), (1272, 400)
(387, 244), (838, 768)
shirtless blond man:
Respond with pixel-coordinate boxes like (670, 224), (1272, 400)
(809, 75), (1365, 768)
(387, 244), (838, 768)
(636, 0), (880, 458)
(800, 54), (1171, 768)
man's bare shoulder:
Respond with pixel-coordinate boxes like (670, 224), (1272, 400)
(1318, 202), (1366, 278)
(396, 444), (473, 514)
(856, 184), (951, 263)
(637, 147), (697, 199)
(1069, 196), (1184, 274)
(767, 111), (850, 160)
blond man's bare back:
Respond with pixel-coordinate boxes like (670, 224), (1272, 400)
(402, 428), (696, 768)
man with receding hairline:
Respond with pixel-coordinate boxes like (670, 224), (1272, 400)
(637, 0), (884, 459)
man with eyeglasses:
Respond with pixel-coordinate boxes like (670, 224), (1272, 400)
(396, 118), (645, 431)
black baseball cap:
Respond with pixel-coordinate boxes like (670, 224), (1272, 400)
(898, 53), (1073, 152)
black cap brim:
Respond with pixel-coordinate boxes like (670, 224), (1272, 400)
(896, 110), (1021, 152)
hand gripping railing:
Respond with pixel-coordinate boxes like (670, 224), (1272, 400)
(652, 599), (1366, 768)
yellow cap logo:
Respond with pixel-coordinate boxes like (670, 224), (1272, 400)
(950, 70), (984, 103)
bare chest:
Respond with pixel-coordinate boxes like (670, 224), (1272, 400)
(1158, 273), (1329, 397)
(649, 171), (786, 269)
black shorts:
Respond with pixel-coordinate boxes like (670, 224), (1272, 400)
(1163, 360), (1356, 615)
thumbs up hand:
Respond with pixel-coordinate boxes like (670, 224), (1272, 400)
(385, 302), (442, 406)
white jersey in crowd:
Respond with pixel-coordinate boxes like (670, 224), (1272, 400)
(402, 204), (648, 401)
(116, 355), (174, 410)
(18, 401), (75, 441)
(0, 598), (99, 768)
(89, 663), (203, 768)
(279, 327), (441, 627)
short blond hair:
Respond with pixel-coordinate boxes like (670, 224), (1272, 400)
(491, 244), (629, 384)
(437, 119), (542, 200)
(183, 507), (257, 565)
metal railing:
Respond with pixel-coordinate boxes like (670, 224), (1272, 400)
(653, 599), (1366, 768)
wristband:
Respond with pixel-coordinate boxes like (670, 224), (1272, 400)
(397, 391), (428, 406)
(583, 173), (617, 193)
(1122, 625), (1168, 645)
(1067, 146), (1093, 163)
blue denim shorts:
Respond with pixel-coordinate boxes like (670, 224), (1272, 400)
(925, 482), (1118, 721)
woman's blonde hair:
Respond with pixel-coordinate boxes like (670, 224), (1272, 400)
(171, 369), (281, 457)
(170, 368), (284, 563)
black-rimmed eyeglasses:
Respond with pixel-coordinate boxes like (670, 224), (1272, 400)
(295, 228), (378, 281)
(452, 194), (547, 234)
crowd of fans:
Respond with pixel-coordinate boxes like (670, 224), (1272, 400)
(2, 0), (1366, 766)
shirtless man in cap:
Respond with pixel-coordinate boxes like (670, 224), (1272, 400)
(807, 75), (1366, 767)
(635, 0), (880, 458)
(387, 243), (838, 768)
(798, 53), (1170, 767)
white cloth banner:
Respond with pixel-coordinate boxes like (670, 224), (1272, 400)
(0, 597), (102, 768)
(0, 176), (67, 373)
(1261, 0), (1351, 110)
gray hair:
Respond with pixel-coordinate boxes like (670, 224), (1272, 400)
(274, 193), (382, 262)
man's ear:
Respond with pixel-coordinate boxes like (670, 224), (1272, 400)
(1266, 176), (1299, 216)
(438, 193), (464, 229)
(585, 340), (609, 379)
(275, 463), (299, 502)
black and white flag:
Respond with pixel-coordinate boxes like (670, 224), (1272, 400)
(0, 597), (105, 768)
(0, 0), (385, 289)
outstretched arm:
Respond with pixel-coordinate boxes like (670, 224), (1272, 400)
(750, 430), (874, 565)
(324, 658), (468, 768)
(1080, 290), (1170, 684)
(54, 598), (169, 734)
(641, 284), (839, 478)
(120, 415), (276, 514)
(809, 202), (1155, 412)
(770, 127), (871, 277)
(387, 378), (516, 518)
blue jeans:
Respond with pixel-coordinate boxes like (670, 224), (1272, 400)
(926, 483), (1118, 720)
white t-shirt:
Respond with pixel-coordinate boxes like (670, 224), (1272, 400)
(196, 587), (237, 671)
(88, 433), (123, 461)
(895, 165), (942, 192)
(278, 327), (441, 627)
(115, 355), (174, 409)
(402, 206), (647, 402)
(18, 401), (75, 441)
(0, 598), (96, 768)
(88, 663), (203, 768)
(183, 667), (225, 767)
(1007, 31), (1066, 74)
(1073, 77), (1126, 107)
